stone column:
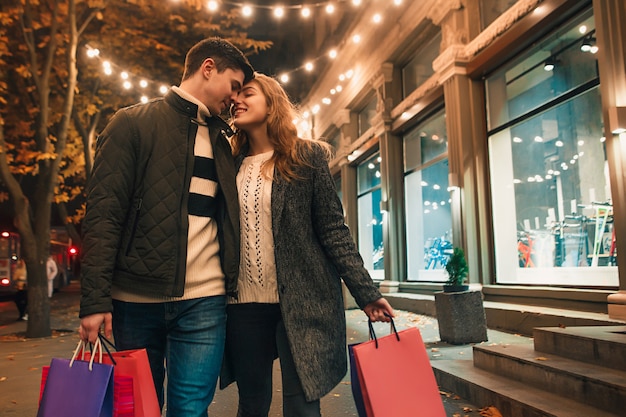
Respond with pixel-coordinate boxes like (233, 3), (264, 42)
(593, 0), (626, 319)
(332, 109), (361, 308)
(430, 0), (492, 285)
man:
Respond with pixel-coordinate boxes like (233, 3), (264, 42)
(46, 255), (58, 298)
(79, 37), (253, 416)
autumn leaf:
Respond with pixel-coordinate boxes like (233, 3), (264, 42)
(479, 406), (504, 416)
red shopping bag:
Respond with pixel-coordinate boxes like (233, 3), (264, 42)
(352, 319), (446, 417)
(40, 341), (135, 417)
(82, 336), (161, 417)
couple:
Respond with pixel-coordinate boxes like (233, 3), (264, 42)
(79, 37), (394, 417)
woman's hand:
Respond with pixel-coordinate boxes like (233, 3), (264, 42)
(363, 298), (395, 322)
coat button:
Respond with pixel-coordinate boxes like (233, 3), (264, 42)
(279, 285), (286, 294)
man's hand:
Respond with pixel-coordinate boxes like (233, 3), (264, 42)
(79, 313), (112, 344)
(363, 298), (395, 322)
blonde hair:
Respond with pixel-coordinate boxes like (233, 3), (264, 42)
(231, 73), (331, 181)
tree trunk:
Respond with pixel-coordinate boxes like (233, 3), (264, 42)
(25, 260), (51, 338)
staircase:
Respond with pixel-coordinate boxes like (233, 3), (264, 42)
(431, 325), (626, 417)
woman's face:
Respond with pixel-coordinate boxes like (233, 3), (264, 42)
(232, 80), (269, 130)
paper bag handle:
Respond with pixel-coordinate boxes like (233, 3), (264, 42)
(367, 313), (400, 349)
(69, 338), (103, 371)
(97, 334), (118, 365)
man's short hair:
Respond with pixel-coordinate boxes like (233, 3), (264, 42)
(182, 37), (254, 83)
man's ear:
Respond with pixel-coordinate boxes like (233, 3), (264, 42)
(202, 58), (216, 78)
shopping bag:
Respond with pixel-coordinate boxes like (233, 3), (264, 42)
(37, 338), (114, 417)
(352, 318), (446, 417)
(348, 343), (367, 417)
(81, 335), (160, 417)
(40, 364), (135, 417)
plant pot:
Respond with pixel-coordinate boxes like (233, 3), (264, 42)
(434, 290), (488, 344)
(442, 284), (470, 293)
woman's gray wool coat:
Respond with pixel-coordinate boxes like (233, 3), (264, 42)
(221, 142), (383, 402)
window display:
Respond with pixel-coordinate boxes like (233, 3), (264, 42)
(403, 110), (452, 282)
(486, 9), (617, 286)
(357, 153), (384, 279)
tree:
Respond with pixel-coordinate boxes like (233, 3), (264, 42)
(0, 0), (269, 338)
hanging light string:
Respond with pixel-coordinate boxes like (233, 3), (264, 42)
(85, 45), (170, 104)
(85, 0), (405, 111)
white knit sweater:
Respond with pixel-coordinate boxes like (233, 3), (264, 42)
(230, 150), (279, 304)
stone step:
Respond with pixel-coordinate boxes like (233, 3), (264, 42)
(533, 326), (626, 371)
(472, 343), (626, 415)
(432, 359), (621, 417)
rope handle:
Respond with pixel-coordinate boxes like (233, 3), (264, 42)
(69, 336), (117, 370)
(69, 338), (103, 371)
(367, 313), (400, 349)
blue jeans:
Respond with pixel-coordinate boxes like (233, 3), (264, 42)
(113, 296), (227, 417)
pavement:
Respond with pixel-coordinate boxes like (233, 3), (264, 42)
(0, 280), (533, 416)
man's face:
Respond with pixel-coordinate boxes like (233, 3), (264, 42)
(202, 65), (245, 116)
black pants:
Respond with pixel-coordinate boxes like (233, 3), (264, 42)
(226, 303), (321, 417)
(14, 289), (27, 317)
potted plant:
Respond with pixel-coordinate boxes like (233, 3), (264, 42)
(443, 247), (469, 293)
(435, 246), (488, 344)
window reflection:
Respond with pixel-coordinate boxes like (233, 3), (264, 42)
(401, 32), (441, 99)
(481, 0), (518, 29)
(487, 8), (618, 286)
(357, 96), (378, 137)
(357, 153), (384, 277)
(404, 110), (452, 281)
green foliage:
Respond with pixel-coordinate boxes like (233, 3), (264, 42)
(445, 247), (469, 285)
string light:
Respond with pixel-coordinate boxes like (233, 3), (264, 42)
(211, 0), (364, 20)
(85, 44), (170, 101)
(241, 4), (253, 17)
(85, 0), (406, 122)
(273, 6), (284, 18)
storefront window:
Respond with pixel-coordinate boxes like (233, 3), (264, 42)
(402, 32), (441, 99)
(481, 0), (518, 30)
(487, 9), (617, 286)
(327, 130), (341, 153)
(358, 96), (377, 137)
(357, 153), (384, 279)
(403, 110), (452, 282)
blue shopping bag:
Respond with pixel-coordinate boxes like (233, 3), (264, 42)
(349, 343), (368, 417)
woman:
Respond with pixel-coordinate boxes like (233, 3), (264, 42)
(13, 259), (27, 320)
(221, 73), (394, 417)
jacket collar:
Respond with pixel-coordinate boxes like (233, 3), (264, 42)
(164, 88), (234, 136)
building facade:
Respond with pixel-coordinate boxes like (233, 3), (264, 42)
(301, 0), (626, 319)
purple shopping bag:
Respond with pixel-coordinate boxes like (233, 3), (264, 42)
(37, 339), (114, 417)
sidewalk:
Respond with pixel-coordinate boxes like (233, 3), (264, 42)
(0, 281), (531, 416)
